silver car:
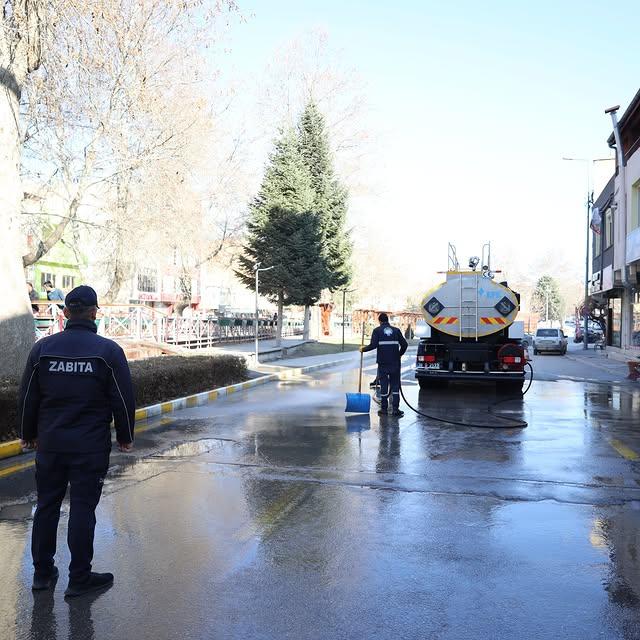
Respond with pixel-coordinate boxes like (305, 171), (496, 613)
(534, 328), (567, 355)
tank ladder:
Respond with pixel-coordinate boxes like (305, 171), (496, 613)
(459, 274), (479, 341)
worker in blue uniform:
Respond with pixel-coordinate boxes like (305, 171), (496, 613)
(361, 313), (408, 417)
(18, 285), (135, 598)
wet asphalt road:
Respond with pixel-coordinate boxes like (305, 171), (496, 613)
(2, 354), (640, 639)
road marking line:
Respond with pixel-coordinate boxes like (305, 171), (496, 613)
(0, 460), (34, 478)
(609, 438), (639, 460)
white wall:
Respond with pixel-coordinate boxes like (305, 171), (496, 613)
(625, 149), (640, 263)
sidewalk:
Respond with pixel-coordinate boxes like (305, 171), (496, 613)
(201, 337), (378, 370)
(199, 337), (313, 364)
(564, 347), (633, 380)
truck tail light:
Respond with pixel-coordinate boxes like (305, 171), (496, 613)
(417, 355), (437, 363)
(502, 356), (521, 364)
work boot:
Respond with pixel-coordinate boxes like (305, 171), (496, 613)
(32, 566), (59, 591)
(391, 410), (404, 418)
(64, 572), (114, 598)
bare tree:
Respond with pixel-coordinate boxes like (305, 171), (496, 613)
(1, 0), (44, 378)
(1, 0), (240, 374)
(252, 29), (370, 193)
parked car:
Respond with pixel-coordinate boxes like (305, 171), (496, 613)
(521, 333), (535, 349)
(574, 324), (604, 344)
(533, 328), (568, 355)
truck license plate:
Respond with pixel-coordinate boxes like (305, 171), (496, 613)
(426, 363), (440, 370)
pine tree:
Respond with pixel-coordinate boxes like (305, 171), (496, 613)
(236, 128), (325, 345)
(298, 100), (352, 292)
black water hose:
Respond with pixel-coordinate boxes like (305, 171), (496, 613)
(395, 362), (534, 429)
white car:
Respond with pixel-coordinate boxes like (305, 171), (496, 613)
(534, 328), (568, 355)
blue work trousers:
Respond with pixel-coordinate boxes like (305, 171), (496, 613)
(32, 451), (109, 581)
(378, 364), (401, 411)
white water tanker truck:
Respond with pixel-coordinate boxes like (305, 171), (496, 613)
(415, 244), (526, 393)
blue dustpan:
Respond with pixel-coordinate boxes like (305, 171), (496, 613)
(345, 323), (371, 414)
(345, 392), (371, 413)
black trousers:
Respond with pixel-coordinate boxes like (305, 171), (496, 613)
(378, 364), (401, 411)
(32, 451), (109, 581)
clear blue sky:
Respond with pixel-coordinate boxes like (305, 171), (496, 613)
(217, 0), (640, 296)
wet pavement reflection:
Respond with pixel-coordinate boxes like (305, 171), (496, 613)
(2, 362), (640, 639)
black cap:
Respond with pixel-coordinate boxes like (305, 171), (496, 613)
(65, 285), (99, 309)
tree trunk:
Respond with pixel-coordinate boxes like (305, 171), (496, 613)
(0, 26), (36, 379)
(276, 292), (284, 347)
(303, 304), (310, 341)
(174, 267), (192, 316)
(102, 245), (134, 303)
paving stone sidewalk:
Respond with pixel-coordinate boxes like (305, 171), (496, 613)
(565, 348), (635, 380)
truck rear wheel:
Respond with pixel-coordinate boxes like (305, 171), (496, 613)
(418, 378), (448, 391)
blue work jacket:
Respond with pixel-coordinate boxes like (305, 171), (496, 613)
(362, 323), (408, 366)
(18, 320), (135, 453)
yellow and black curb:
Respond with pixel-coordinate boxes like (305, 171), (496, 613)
(0, 356), (354, 473)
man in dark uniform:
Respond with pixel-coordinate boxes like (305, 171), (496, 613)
(361, 313), (408, 417)
(18, 285), (135, 597)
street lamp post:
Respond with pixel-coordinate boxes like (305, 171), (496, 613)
(254, 262), (274, 365)
(340, 288), (356, 352)
(562, 157), (614, 350)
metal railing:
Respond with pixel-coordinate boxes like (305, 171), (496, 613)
(31, 303), (304, 348)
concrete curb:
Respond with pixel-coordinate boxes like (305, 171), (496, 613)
(0, 355), (354, 465)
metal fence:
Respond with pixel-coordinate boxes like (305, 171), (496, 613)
(32, 303), (303, 348)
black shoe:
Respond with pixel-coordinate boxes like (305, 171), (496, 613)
(32, 566), (59, 591)
(64, 572), (114, 598)
(391, 410), (405, 417)
(378, 409), (388, 416)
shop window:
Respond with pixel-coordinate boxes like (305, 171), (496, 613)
(604, 208), (613, 249)
(610, 297), (622, 347)
(633, 293), (640, 348)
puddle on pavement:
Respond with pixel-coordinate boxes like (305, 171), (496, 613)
(430, 448), (510, 463)
(0, 502), (34, 521)
(153, 438), (239, 458)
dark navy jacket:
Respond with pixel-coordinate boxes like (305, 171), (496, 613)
(18, 320), (135, 453)
(362, 322), (408, 367)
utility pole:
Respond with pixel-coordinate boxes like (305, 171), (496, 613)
(254, 262), (274, 365)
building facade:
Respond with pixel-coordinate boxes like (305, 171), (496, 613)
(602, 89), (640, 356)
(590, 176), (621, 346)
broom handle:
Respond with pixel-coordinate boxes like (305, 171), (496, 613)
(358, 321), (365, 394)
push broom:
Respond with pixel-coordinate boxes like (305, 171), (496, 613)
(345, 322), (371, 414)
